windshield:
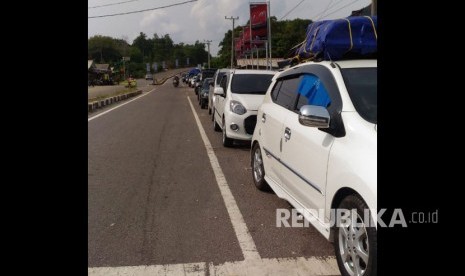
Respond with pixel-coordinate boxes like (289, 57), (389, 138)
(341, 67), (377, 124)
(231, 74), (274, 94)
(202, 79), (211, 89)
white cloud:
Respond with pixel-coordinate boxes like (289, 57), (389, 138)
(140, 10), (168, 28)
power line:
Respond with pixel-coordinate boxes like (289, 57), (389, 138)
(88, 0), (197, 19)
(312, 0), (343, 21)
(316, 0), (366, 20)
(88, 0), (140, 9)
(322, 0), (365, 18)
(280, 0), (306, 20)
(314, 0), (334, 21)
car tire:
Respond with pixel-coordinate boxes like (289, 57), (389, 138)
(222, 118), (234, 147)
(251, 143), (270, 191)
(213, 112), (221, 132)
(334, 194), (377, 276)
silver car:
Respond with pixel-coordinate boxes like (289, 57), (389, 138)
(208, 69), (231, 119)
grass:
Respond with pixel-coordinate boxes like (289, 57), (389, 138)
(88, 87), (139, 103)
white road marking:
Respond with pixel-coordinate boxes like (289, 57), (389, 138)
(187, 96), (261, 261)
(88, 83), (164, 122)
(88, 256), (340, 276)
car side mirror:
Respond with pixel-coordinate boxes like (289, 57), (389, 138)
(213, 87), (224, 96)
(298, 105), (330, 128)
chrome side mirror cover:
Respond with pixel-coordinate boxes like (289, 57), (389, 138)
(298, 105), (330, 128)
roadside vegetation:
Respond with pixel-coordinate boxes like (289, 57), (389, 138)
(88, 17), (312, 77)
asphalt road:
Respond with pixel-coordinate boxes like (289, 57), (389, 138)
(88, 80), (338, 274)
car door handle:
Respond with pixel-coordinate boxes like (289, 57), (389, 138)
(284, 127), (291, 141)
(261, 113), (267, 123)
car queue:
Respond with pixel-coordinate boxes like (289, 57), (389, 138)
(179, 56), (377, 276)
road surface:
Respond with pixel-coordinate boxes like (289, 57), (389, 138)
(88, 80), (339, 275)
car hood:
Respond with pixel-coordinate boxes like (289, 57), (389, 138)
(230, 93), (265, 111)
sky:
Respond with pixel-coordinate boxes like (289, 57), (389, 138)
(88, 0), (372, 57)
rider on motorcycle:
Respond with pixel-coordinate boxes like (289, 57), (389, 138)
(173, 75), (180, 87)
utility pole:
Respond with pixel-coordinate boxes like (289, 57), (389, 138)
(122, 57), (125, 80)
(225, 16), (239, 69)
(204, 40), (212, 68)
(267, 1), (272, 70)
(371, 0), (377, 15)
(265, 40), (268, 70)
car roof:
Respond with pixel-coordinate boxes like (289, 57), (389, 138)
(290, 59), (377, 70)
(232, 69), (276, 75)
(334, 59), (377, 68)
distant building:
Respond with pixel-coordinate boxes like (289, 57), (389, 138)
(88, 61), (114, 85)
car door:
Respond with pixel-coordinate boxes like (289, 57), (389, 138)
(214, 74), (229, 125)
(209, 71), (219, 108)
(259, 76), (299, 186)
(279, 70), (338, 216)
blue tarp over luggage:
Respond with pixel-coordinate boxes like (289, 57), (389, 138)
(295, 16), (377, 61)
(188, 68), (201, 76)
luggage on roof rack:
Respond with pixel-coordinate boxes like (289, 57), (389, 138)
(293, 16), (377, 63)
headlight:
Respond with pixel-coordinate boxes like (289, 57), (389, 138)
(230, 100), (247, 115)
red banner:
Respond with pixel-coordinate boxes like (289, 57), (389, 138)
(250, 3), (268, 29)
(235, 38), (242, 51)
(251, 27), (267, 40)
(242, 25), (251, 42)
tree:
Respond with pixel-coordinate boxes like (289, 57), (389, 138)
(88, 35), (122, 63)
(217, 30), (234, 67)
(132, 32), (153, 62)
(271, 17), (312, 58)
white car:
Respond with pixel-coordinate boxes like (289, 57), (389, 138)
(209, 69), (231, 117)
(251, 60), (377, 276)
(212, 69), (275, 147)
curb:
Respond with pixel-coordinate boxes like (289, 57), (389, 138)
(88, 89), (142, 113)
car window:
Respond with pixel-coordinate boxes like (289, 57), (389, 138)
(270, 80), (282, 101)
(216, 72), (226, 85)
(273, 77), (300, 109)
(230, 74), (274, 94)
(220, 75), (229, 96)
(340, 67), (377, 124)
(295, 74), (331, 111)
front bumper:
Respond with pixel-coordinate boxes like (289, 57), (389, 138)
(224, 110), (258, 141)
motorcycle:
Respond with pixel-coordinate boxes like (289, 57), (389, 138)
(173, 76), (179, 87)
